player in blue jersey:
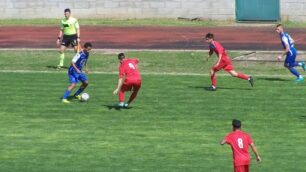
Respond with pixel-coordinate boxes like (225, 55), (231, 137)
(276, 24), (305, 82)
(62, 42), (93, 103)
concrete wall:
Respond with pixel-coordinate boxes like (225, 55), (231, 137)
(0, 0), (305, 21)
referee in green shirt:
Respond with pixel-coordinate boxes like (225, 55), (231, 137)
(56, 8), (80, 68)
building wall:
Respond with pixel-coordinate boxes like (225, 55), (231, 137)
(0, 0), (304, 21)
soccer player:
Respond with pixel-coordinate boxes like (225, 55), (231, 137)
(56, 8), (81, 68)
(220, 119), (261, 172)
(113, 53), (142, 108)
(205, 33), (253, 91)
(62, 42), (92, 104)
(275, 24), (305, 82)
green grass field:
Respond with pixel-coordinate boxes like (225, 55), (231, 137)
(1, 50), (306, 172)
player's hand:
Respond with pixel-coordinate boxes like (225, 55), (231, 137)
(77, 38), (81, 42)
(56, 39), (61, 46)
(256, 155), (262, 163)
(113, 88), (119, 95)
(85, 68), (89, 74)
(206, 55), (211, 61)
(213, 64), (219, 68)
(277, 55), (282, 61)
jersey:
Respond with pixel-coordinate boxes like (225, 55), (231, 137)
(209, 41), (231, 63)
(69, 51), (89, 73)
(119, 58), (141, 83)
(60, 17), (79, 36)
(280, 32), (296, 55)
(225, 130), (254, 166)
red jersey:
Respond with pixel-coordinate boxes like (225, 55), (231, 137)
(225, 130), (254, 166)
(209, 41), (231, 62)
(119, 58), (141, 82)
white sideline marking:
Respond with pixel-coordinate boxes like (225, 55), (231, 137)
(0, 69), (294, 77)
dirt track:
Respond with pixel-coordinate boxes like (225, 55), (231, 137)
(0, 26), (305, 50)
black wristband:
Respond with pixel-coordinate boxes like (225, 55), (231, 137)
(77, 37), (80, 38)
(57, 37), (61, 40)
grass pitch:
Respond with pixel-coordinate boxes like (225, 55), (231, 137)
(1, 50), (306, 172)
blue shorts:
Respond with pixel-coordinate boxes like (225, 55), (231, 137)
(68, 70), (88, 84)
(285, 49), (297, 67)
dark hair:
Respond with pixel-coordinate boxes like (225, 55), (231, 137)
(118, 53), (125, 60)
(64, 8), (71, 13)
(83, 42), (92, 48)
(205, 33), (214, 39)
(232, 119), (241, 129)
(276, 23), (282, 28)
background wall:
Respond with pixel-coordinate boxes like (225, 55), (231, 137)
(0, 0), (304, 21)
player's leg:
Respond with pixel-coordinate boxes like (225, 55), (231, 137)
(118, 83), (131, 107)
(126, 82), (142, 106)
(73, 73), (88, 99)
(234, 165), (246, 172)
(62, 83), (77, 103)
(285, 54), (303, 82)
(210, 68), (217, 90)
(58, 45), (67, 68)
(71, 36), (79, 53)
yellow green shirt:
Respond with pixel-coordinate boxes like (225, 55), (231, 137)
(60, 17), (79, 35)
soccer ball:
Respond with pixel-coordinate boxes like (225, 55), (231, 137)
(81, 93), (90, 102)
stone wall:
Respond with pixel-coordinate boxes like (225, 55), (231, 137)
(0, 0), (305, 21)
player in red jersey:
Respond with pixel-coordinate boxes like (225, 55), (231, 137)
(205, 33), (253, 91)
(113, 53), (142, 108)
(220, 119), (261, 172)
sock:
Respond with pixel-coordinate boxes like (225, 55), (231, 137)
(73, 88), (85, 97)
(119, 91), (125, 102)
(289, 67), (300, 78)
(237, 73), (249, 80)
(63, 90), (71, 99)
(211, 74), (216, 87)
(59, 53), (65, 66)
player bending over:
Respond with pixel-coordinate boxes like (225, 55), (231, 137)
(62, 42), (92, 103)
(220, 119), (261, 172)
(205, 33), (253, 91)
(113, 53), (142, 108)
(275, 24), (305, 82)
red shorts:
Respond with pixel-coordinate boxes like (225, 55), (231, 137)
(234, 165), (249, 172)
(121, 80), (141, 92)
(212, 59), (234, 72)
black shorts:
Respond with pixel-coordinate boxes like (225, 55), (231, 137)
(61, 34), (78, 47)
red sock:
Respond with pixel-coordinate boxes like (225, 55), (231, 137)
(237, 73), (249, 80)
(211, 74), (216, 87)
(119, 91), (125, 102)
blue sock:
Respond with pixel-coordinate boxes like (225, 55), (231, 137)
(73, 88), (85, 97)
(63, 90), (71, 99)
(289, 67), (300, 78)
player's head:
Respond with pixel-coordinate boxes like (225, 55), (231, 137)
(118, 53), (125, 61)
(205, 33), (214, 43)
(275, 24), (284, 34)
(83, 42), (93, 52)
(64, 8), (71, 19)
(232, 119), (241, 130)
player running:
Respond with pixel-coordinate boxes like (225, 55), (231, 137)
(220, 119), (261, 172)
(56, 8), (81, 68)
(205, 33), (253, 91)
(275, 24), (305, 82)
(113, 53), (142, 108)
(62, 42), (92, 104)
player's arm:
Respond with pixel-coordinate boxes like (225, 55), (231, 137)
(56, 30), (63, 45)
(278, 38), (290, 60)
(84, 62), (89, 74)
(207, 49), (213, 61)
(71, 54), (81, 73)
(214, 53), (222, 67)
(219, 138), (227, 145)
(250, 143), (261, 163)
(113, 75), (126, 95)
(75, 20), (80, 42)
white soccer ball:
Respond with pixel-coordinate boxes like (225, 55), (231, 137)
(81, 93), (90, 102)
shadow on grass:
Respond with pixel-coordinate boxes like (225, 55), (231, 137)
(102, 104), (133, 111)
(189, 86), (252, 91)
(256, 77), (290, 82)
(46, 65), (68, 69)
(299, 116), (306, 119)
